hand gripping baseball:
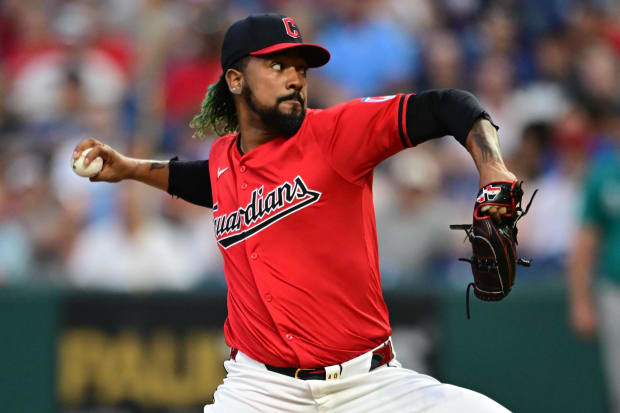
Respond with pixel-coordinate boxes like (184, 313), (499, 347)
(72, 138), (134, 182)
(450, 181), (538, 319)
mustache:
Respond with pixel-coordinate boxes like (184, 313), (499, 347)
(276, 92), (305, 106)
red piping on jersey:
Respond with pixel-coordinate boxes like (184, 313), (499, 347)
(401, 93), (414, 147)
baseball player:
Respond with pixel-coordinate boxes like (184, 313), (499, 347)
(74, 14), (517, 412)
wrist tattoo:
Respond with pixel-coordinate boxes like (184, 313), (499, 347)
(149, 162), (167, 171)
(471, 121), (501, 162)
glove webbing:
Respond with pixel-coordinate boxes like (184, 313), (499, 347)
(510, 184), (539, 244)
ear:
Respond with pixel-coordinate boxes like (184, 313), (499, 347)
(226, 68), (243, 95)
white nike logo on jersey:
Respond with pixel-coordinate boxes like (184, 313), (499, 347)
(217, 167), (229, 179)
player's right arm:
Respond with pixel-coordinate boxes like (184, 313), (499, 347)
(73, 138), (170, 189)
(73, 138), (213, 208)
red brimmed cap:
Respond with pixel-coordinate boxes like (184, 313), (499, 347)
(221, 14), (331, 71)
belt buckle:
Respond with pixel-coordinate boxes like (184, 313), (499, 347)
(294, 368), (317, 379)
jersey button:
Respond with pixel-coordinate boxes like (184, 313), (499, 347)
(265, 293), (272, 302)
(240, 165), (247, 173)
(250, 252), (258, 260)
(241, 182), (248, 190)
(285, 333), (293, 341)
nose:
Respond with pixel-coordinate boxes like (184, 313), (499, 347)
(285, 66), (306, 91)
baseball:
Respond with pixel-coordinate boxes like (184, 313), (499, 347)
(72, 147), (103, 178)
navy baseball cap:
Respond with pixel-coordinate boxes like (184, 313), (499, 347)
(221, 14), (330, 71)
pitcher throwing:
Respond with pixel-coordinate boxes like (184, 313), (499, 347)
(74, 14), (520, 413)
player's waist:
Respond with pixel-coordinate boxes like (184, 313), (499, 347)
(230, 337), (395, 381)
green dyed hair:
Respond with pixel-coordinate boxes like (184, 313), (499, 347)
(189, 58), (248, 139)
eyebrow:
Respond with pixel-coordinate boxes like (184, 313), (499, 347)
(261, 52), (309, 67)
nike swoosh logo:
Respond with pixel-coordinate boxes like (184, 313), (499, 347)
(217, 167), (229, 179)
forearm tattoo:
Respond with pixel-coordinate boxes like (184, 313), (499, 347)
(149, 162), (167, 170)
(470, 121), (501, 163)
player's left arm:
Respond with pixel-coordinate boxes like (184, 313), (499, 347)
(464, 118), (516, 187)
(310, 88), (516, 190)
(406, 89), (516, 187)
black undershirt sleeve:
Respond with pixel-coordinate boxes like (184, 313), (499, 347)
(167, 157), (213, 208)
(404, 88), (497, 147)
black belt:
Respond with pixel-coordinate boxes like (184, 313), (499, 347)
(232, 340), (394, 381)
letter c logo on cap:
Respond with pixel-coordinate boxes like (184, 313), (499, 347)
(282, 17), (300, 38)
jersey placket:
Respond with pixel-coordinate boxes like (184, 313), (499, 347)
(235, 148), (303, 361)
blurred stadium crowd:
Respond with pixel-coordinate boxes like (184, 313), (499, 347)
(0, 0), (619, 291)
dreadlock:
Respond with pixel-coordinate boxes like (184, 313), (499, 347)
(189, 58), (249, 139)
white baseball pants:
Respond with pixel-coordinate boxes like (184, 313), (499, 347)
(203, 347), (510, 412)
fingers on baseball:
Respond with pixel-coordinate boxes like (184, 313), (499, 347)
(88, 158), (108, 182)
(73, 137), (101, 159)
(83, 145), (109, 168)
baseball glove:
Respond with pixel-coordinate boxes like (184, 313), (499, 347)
(450, 181), (537, 319)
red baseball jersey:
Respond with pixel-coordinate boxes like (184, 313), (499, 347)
(208, 93), (414, 368)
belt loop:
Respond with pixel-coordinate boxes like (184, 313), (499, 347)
(324, 364), (342, 381)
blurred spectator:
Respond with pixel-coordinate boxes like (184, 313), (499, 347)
(601, 5), (620, 54)
(6, 3), (129, 126)
(0, 150), (77, 283)
(133, 0), (177, 146)
(27, 67), (91, 147)
(509, 115), (587, 269)
(506, 33), (571, 130)
(0, 68), (22, 137)
(0, 155), (34, 283)
(478, 8), (518, 57)
(66, 183), (217, 291)
(376, 149), (461, 285)
(568, 107), (620, 413)
(506, 122), (551, 184)
(419, 31), (466, 90)
(565, 3), (607, 56)
(313, 0), (420, 105)
(2, 2), (59, 66)
(573, 42), (620, 119)
(440, 0), (481, 30)
(163, 6), (229, 150)
(0, 0), (19, 60)
(160, 194), (224, 283)
(385, 0), (437, 34)
(534, 32), (571, 85)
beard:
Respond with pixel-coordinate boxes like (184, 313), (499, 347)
(242, 86), (306, 137)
